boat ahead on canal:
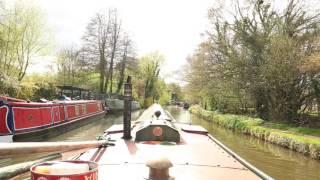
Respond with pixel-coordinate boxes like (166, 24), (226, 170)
(35, 104), (272, 179)
(0, 96), (106, 142)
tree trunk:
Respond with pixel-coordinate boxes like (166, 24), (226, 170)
(99, 54), (106, 93)
(116, 44), (128, 94)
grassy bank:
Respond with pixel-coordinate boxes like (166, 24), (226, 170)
(189, 105), (320, 160)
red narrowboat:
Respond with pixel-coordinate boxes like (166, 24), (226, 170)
(0, 96), (106, 142)
(34, 104), (272, 179)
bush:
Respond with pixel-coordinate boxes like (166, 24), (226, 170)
(189, 105), (320, 160)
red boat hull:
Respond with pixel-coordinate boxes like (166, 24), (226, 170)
(0, 97), (106, 142)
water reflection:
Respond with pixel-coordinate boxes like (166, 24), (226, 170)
(166, 106), (320, 180)
(48, 110), (143, 141)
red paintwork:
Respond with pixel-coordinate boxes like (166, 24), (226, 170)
(52, 106), (61, 123)
(87, 103), (99, 114)
(0, 106), (10, 134)
(31, 161), (98, 180)
(59, 106), (66, 122)
(67, 105), (77, 120)
(0, 99), (105, 137)
(13, 107), (52, 130)
(10, 102), (56, 107)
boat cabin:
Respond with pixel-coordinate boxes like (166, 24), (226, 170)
(135, 112), (180, 143)
(56, 86), (91, 100)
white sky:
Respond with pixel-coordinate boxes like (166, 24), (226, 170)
(29, 0), (213, 83)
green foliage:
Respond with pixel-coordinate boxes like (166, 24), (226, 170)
(156, 80), (171, 105)
(0, 0), (49, 81)
(16, 73), (57, 100)
(136, 52), (165, 107)
(0, 72), (20, 96)
(167, 83), (183, 102)
(190, 105), (320, 159)
(263, 122), (320, 137)
(185, 0), (320, 123)
(55, 47), (99, 90)
(0, 0), (52, 98)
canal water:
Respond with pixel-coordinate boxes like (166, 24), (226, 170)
(167, 106), (320, 180)
(2, 106), (320, 179)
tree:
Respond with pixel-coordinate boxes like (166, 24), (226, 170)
(82, 9), (131, 94)
(138, 52), (164, 107)
(0, 1), (48, 81)
(105, 9), (121, 93)
(56, 46), (79, 86)
(116, 35), (132, 94)
(82, 11), (111, 93)
(185, 0), (320, 122)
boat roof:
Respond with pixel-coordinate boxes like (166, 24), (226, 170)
(76, 104), (270, 179)
(78, 129), (262, 179)
(56, 86), (89, 91)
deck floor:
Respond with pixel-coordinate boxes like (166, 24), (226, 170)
(79, 129), (261, 180)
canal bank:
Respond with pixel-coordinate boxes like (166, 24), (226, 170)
(189, 105), (320, 160)
(166, 106), (320, 180)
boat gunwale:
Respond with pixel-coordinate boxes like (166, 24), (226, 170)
(207, 134), (273, 180)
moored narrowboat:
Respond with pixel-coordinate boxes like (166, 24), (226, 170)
(183, 102), (190, 109)
(105, 98), (140, 112)
(0, 96), (106, 142)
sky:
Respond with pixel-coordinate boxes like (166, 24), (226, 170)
(29, 0), (214, 83)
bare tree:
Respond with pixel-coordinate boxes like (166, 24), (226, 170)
(105, 9), (121, 93)
(82, 11), (111, 93)
(56, 47), (80, 86)
(116, 36), (131, 93)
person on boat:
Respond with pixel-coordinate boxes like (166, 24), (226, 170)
(58, 94), (71, 101)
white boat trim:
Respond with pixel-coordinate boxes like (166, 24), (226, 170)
(0, 135), (13, 142)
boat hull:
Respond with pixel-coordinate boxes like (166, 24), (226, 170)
(0, 98), (106, 142)
(105, 98), (140, 112)
(13, 111), (105, 142)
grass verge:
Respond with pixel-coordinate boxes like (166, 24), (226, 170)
(189, 105), (320, 160)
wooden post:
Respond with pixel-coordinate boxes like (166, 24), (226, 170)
(123, 76), (132, 139)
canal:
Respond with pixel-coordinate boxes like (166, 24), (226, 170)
(167, 106), (320, 180)
(2, 106), (320, 179)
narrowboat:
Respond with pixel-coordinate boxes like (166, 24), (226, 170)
(0, 96), (106, 142)
(105, 98), (140, 112)
(183, 102), (190, 109)
(33, 104), (272, 179)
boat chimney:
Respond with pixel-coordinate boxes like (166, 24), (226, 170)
(123, 76), (132, 140)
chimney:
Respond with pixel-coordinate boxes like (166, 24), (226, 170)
(123, 76), (132, 139)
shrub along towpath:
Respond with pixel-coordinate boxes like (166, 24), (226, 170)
(189, 105), (320, 160)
